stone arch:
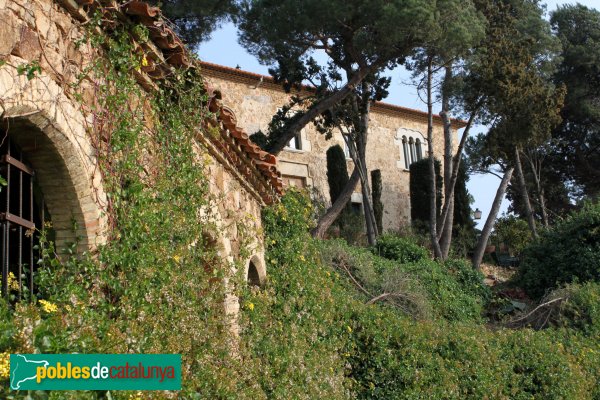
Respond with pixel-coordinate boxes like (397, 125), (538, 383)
(0, 61), (107, 252)
(246, 254), (265, 287)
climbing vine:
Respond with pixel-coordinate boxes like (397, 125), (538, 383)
(0, 8), (260, 399)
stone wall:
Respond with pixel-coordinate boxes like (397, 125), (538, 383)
(201, 63), (462, 233)
(0, 0), (106, 252)
(0, 0), (268, 319)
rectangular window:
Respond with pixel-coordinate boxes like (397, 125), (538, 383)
(286, 133), (302, 150)
(343, 135), (351, 159)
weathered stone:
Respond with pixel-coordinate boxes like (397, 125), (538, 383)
(12, 25), (42, 60)
(39, 47), (64, 79)
(0, 0), (270, 328)
(0, 10), (19, 56)
(202, 63), (460, 232)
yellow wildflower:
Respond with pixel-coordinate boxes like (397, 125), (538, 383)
(128, 391), (144, 400)
(0, 352), (10, 380)
(39, 299), (58, 314)
(246, 302), (255, 311)
(141, 55), (149, 67)
(7, 272), (19, 292)
(299, 255), (306, 262)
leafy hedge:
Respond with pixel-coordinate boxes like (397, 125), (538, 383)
(519, 201), (600, 298)
(3, 189), (599, 399)
(372, 234), (429, 264)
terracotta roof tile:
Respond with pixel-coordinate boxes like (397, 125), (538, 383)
(59, 0), (283, 204)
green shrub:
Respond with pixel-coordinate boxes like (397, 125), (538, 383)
(320, 239), (489, 322)
(549, 282), (600, 336)
(409, 158), (442, 226)
(327, 145), (350, 204)
(493, 214), (532, 255)
(399, 259), (489, 322)
(344, 307), (598, 399)
(241, 190), (351, 398)
(519, 202), (600, 298)
(371, 169), (384, 234)
(373, 233), (429, 264)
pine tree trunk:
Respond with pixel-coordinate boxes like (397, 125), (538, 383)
(440, 197), (454, 258)
(439, 65), (454, 259)
(526, 154), (549, 228)
(426, 57), (443, 259)
(356, 83), (378, 245)
(472, 167), (514, 270)
(312, 168), (360, 239)
(514, 146), (538, 239)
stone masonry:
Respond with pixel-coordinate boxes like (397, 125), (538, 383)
(200, 62), (467, 233)
(0, 0), (274, 325)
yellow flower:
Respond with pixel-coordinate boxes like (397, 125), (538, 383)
(39, 299), (58, 314)
(0, 352), (10, 380)
(7, 272), (19, 292)
(141, 55), (149, 67)
(246, 302), (255, 311)
(128, 391), (144, 400)
(299, 255), (306, 262)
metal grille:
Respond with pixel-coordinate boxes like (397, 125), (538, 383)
(0, 137), (42, 301)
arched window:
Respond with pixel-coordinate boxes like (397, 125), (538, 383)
(409, 137), (416, 165)
(402, 136), (410, 169)
(415, 139), (423, 161)
(1, 137), (45, 300)
(397, 129), (426, 170)
(247, 261), (261, 287)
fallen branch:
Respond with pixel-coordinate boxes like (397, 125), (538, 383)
(506, 297), (564, 330)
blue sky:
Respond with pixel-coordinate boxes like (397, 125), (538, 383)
(196, 1), (598, 228)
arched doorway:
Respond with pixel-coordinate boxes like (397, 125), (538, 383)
(246, 255), (265, 288)
(0, 136), (46, 300)
(247, 260), (261, 287)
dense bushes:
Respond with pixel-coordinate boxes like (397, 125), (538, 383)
(409, 158), (442, 226)
(372, 234), (428, 264)
(493, 214), (532, 255)
(240, 190), (351, 398)
(548, 282), (600, 336)
(254, 191), (600, 399)
(519, 202), (600, 298)
(319, 237), (490, 322)
(2, 187), (599, 399)
(345, 308), (599, 399)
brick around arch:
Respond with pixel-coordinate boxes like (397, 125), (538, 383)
(0, 60), (108, 253)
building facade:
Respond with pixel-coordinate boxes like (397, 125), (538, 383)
(0, 0), (280, 324)
(201, 62), (466, 233)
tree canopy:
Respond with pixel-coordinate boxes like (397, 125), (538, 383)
(550, 4), (600, 198)
(237, 0), (438, 154)
(150, 0), (238, 46)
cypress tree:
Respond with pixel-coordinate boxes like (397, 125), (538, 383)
(371, 169), (384, 234)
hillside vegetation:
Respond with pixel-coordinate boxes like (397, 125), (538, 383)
(239, 191), (600, 399)
(1, 191), (600, 398)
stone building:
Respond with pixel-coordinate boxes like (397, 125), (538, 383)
(201, 62), (467, 233)
(0, 0), (281, 319)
